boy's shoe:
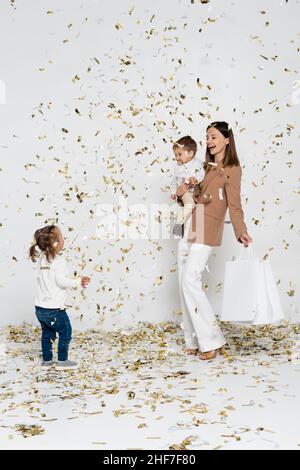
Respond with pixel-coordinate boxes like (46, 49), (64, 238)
(55, 360), (78, 370)
(41, 360), (56, 369)
(173, 223), (184, 237)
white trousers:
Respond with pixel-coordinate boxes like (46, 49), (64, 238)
(177, 217), (226, 352)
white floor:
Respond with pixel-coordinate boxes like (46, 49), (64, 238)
(1, 320), (300, 450)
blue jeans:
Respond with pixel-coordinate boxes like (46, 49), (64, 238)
(35, 306), (72, 361)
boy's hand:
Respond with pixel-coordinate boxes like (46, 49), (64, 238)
(176, 183), (188, 197)
(81, 276), (91, 288)
(188, 177), (198, 186)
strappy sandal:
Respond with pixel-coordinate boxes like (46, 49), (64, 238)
(185, 348), (199, 356)
(199, 345), (226, 360)
(199, 349), (218, 360)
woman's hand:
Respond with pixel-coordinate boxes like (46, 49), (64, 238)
(239, 233), (253, 247)
(176, 183), (188, 197)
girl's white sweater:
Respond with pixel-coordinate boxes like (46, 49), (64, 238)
(35, 253), (81, 309)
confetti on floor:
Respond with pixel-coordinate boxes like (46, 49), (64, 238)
(1, 320), (300, 449)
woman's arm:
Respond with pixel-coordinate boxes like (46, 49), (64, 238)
(224, 165), (251, 245)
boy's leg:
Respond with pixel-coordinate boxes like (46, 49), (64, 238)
(176, 192), (195, 224)
(54, 310), (72, 362)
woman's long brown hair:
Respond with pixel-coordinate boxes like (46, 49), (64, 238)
(29, 225), (58, 263)
(193, 121), (240, 202)
(203, 121), (240, 170)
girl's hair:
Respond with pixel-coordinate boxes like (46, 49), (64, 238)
(29, 225), (59, 263)
(204, 121), (240, 170)
(173, 135), (197, 156)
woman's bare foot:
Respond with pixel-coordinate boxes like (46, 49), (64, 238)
(186, 348), (199, 355)
(199, 349), (217, 360)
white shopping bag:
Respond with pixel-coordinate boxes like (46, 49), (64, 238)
(252, 259), (285, 325)
(221, 245), (259, 322)
(221, 245), (285, 324)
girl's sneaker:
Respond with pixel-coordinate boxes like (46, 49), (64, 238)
(55, 360), (78, 370)
(41, 360), (56, 369)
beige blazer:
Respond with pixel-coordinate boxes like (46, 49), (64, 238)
(185, 161), (247, 246)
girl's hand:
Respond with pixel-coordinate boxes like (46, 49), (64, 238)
(176, 183), (188, 197)
(81, 276), (91, 288)
(239, 233), (253, 247)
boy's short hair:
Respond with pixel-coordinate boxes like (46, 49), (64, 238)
(173, 136), (197, 156)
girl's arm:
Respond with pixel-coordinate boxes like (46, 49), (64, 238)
(53, 258), (82, 289)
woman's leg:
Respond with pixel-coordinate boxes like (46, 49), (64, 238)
(181, 243), (226, 353)
(177, 218), (199, 351)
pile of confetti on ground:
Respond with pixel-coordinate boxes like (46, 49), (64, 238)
(1, 320), (300, 449)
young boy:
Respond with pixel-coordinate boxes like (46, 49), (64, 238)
(171, 136), (204, 236)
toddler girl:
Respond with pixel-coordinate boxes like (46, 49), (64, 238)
(29, 225), (90, 370)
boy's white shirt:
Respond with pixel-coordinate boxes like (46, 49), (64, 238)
(35, 252), (81, 309)
(171, 157), (204, 194)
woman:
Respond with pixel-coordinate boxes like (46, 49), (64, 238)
(176, 121), (252, 360)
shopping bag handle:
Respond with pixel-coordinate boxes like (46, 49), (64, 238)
(237, 243), (254, 260)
